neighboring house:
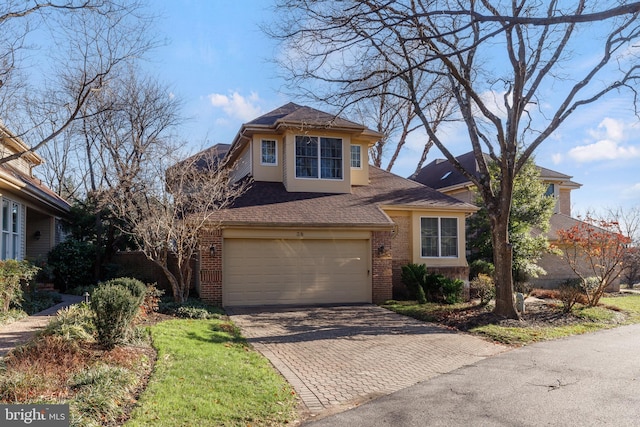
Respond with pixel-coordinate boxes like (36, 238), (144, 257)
(195, 103), (478, 306)
(0, 124), (70, 261)
(411, 151), (619, 290)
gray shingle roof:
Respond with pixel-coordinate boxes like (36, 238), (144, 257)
(216, 166), (477, 227)
(247, 102), (365, 130)
(412, 151), (581, 189)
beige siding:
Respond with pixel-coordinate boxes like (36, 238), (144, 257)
(252, 134), (283, 182)
(224, 237), (371, 306)
(350, 142), (369, 186)
(25, 210), (53, 260)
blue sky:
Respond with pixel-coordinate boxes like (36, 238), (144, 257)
(149, 1), (640, 214)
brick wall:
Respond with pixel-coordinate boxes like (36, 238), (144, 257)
(198, 228), (223, 305)
(389, 215), (411, 298)
(372, 230), (393, 303)
(531, 250), (620, 291)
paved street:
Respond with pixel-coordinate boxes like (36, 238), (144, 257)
(306, 322), (640, 426)
(228, 305), (507, 415)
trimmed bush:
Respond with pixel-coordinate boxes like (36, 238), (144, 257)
(91, 284), (141, 349)
(441, 278), (464, 304)
(101, 278), (146, 305)
(416, 283), (427, 304)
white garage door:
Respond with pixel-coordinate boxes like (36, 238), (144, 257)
(224, 238), (370, 306)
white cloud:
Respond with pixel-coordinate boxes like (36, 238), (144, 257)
(567, 117), (640, 163)
(207, 91), (263, 121)
(551, 153), (563, 165)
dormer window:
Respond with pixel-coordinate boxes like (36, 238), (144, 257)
(295, 136), (343, 180)
(261, 139), (277, 165)
(350, 145), (362, 168)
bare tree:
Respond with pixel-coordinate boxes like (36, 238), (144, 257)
(606, 206), (640, 287)
(270, 1), (640, 318)
(104, 148), (250, 302)
(0, 0), (155, 164)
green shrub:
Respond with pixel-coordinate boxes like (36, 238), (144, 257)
(400, 263), (428, 300)
(424, 272), (446, 302)
(20, 291), (62, 315)
(48, 240), (97, 292)
(90, 284), (141, 349)
(43, 303), (96, 342)
(470, 273), (495, 305)
(160, 298), (223, 319)
(559, 278), (586, 313)
(101, 278), (146, 305)
(441, 278), (464, 304)
(415, 284), (427, 304)
(469, 259), (495, 279)
(0, 260), (39, 313)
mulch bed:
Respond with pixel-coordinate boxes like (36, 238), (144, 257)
(433, 298), (600, 331)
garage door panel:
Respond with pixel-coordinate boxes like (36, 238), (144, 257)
(224, 238), (370, 306)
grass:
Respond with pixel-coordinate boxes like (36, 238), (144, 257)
(384, 294), (640, 347)
(126, 318), (297, 426)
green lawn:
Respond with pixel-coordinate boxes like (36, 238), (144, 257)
(384, 294), (640, 347)
(126, 318), (297, 426)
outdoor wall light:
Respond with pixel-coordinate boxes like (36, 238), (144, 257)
(33, 230), (41, 240)
(209, 245), (216, 256)
(377, 245), (385, 255)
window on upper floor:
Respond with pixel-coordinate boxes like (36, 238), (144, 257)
(545, 183), (556, 197)
(295, 136), (343, 179)
(261, 139), (277, 165)
(350, 145), (361, 168)
(420, 217), (458, 258)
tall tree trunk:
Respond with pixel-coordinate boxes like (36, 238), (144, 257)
(489, 201), (520, 319)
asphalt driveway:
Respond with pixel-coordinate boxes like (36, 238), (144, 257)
(228, 305), (507, 415)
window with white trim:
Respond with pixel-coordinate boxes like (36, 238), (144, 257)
(1, 198), (22, 260)
(350, 145), (361, 168)
(261, 139), (277, 165)
(420, 217), (458, 257)
(295, 135), (343, 179)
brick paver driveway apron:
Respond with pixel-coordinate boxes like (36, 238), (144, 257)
(228, 305), (507, 415)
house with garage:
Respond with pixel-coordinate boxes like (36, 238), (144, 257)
(195, 103), (478, 306)
(0, 123), (70, 261)
(411, 151), (615, 289)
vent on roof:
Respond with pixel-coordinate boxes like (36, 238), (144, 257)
(440, 171), (452, 180)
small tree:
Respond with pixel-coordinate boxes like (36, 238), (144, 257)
(467, 158), (555, 288)
(556, 217), (631, 306)
(104, 148), (250, 303)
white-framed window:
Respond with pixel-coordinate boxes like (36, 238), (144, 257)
(350, 145), (362, 168)
(420, 217), (458, 258)
(261, 139), (277, 165)
(295, 135), (343, 179)
(545, 183), (556, 197)
(1, 198), (22, 260)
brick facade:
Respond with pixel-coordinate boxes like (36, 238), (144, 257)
(389, 215), (411, 298)
(198, 228), (223, 305)
(372, 230), (393, 303)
